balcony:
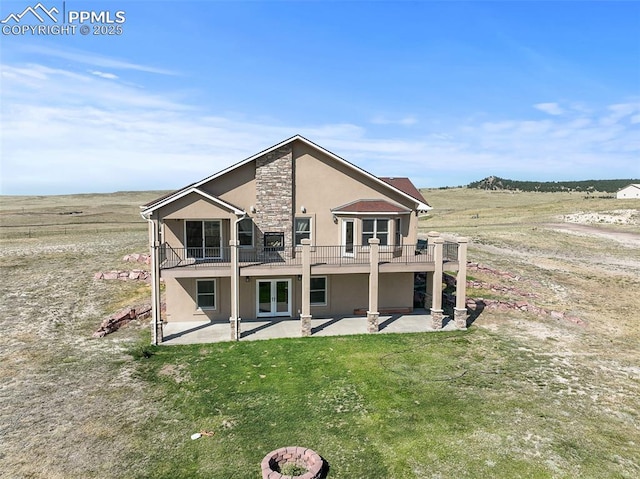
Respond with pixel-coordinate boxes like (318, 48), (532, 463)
(159, 241), (458, 274)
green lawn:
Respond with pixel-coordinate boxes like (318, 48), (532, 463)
(129, 329), (637, 479)
(2, 190), (637, 478)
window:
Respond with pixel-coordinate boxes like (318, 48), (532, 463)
(294, 217), (311, 245)
(264, 232), (284, 251)
(186, 220), (221, 258)
(197, 280), (216, 309)
(395, 218), (402, 246)
(310, 276), (327, 305)
(362, 218), (388, 246)
(238, 218), (254, 247)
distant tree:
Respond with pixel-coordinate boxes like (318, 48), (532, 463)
(467, 177), (639, 193)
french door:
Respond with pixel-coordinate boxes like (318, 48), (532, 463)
(342, 219), (354, 257)
(256, 279), (291, 317)
(185, 220), (222, 259)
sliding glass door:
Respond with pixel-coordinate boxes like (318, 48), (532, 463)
(186, 220), (222, 259)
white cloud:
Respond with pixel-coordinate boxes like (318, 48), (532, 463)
(534, 102), (564, 115)
(89, 70), (119, 80)
(20, 45), (178, 76)
(600, 102), (640, 126)
(1, 60), (639, 194)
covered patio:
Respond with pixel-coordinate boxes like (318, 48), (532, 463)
(161, 311), (463, 345)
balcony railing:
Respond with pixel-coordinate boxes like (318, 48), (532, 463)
(444, 241), (458, 261)
(158, 242), (457, 270)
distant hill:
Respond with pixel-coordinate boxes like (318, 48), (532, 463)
(468, 176), (639, 193)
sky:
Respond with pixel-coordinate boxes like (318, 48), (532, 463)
(1, 0), (639, 195)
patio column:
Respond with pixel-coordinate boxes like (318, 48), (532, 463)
(430, 234), (444, 329)
(367, 238), (380, 333)
(300, 239), (312, 337)
(229, 239), (241, 341)
(454, 237), (469, 329)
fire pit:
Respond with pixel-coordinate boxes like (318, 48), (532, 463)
(261, 446), (325, 479)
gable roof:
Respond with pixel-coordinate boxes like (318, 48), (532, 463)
(142, 135), (431, 214)
(332, 199), (412, 215)
(618, 184), (640, 191)
(142, 187), (245, 215)
(379, 177), (429, 206)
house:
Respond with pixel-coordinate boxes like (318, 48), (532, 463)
(141, 135), (469, 344)
(616, 184), (640, 199)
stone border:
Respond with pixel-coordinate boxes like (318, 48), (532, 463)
(261, 446), (324, 479)
(93, 305), (151, 338)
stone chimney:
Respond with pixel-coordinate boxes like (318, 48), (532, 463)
(254, 145), (293, 249)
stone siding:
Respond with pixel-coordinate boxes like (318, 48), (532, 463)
(254, 146), (293, 249)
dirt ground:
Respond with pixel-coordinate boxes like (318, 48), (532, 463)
(545, 222), (640, 248)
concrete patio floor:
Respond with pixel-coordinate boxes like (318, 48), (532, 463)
(161, 310), (461, 345)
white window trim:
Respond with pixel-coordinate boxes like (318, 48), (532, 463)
(341, 218), (356, 257)
(184, 219), (223, 259)
(238, 218), (254, 249)
(310, 276), (328, 306)
(196, 279), (217, 310)
(294, 216), (313, 246)
(361, 218), (390, 246)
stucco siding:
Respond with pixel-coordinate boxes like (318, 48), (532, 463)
(292, 141), (419, 247)
(157, 193), (236, 220)
(379, 272), (414, 308)
(165, 276), (232, 322)
(200, 161), (257, 209)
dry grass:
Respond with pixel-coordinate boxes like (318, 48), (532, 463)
(0, 192), (161, 478)
(1, 189), (639, 478)
(423, 187), (640, 374)
(0, 191), (168, 238)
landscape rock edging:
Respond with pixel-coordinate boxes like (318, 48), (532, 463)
(93, 304), (152, 338)
(458, 262), (585, 326)
(94, 270), (152, 282)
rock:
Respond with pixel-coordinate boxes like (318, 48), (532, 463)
(566, 316), (586, 326)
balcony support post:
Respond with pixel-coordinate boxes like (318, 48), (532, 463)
(454, 237), (469, 329)
(229, 239), (241, 341)
(367, 238), (380, 333)
(430, 233), (444, 329)
(300, 239), (312, 336)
